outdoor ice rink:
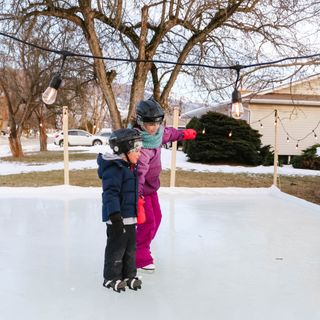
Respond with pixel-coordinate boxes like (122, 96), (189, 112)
(1, 186), (320, 320)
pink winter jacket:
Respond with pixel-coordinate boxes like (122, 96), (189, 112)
(137, 127), (184, 196)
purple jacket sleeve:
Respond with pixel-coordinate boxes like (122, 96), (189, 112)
(162, 127), (184, 145)
(137, 148), (152, 196)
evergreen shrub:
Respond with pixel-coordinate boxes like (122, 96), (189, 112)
(183, 111), (273, 166)
(291, 144), (320, 170)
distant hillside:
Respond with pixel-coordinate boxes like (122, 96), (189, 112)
(113, 83), (211, 117)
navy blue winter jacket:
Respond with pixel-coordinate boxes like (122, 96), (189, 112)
(97, 153), (138, 222)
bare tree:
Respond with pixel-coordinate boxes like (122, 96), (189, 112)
(0, 17), (95, 156)
(0, 61), (46, 157)
(2, 0), (320, 129)
(0, 69), (25, 157)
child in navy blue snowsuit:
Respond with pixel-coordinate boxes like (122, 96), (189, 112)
(97, 128), (144, 292)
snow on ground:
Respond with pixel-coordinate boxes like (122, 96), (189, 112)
(0, 136), (319, 176)
(0, 185), (319, 320)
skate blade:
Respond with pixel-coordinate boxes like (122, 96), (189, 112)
(139, 268), (155, 274)
(130, 285), (142, 291)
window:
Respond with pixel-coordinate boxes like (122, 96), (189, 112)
(77, 131), (88, 136)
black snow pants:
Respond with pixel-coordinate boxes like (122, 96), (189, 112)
(103, 223), (137, 281)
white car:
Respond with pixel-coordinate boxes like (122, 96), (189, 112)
(54, 129), (107, 147)
(96, 131), (112, 144)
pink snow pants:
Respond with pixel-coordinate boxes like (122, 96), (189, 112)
(136, 192), (162, 268)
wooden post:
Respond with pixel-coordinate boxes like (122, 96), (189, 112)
(63, 106), (70, 185)
(273, 109), (278, 187)
(170, 106), (180, 187)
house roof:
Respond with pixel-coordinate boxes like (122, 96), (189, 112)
(180, 74), (320, 119)
(180, 102), (226, 119)
(245, 73), (320, 96)
(243, 74), (320, 107)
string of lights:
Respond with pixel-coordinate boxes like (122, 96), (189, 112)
(1, 31), (319, 147)
(249, 110), (319, 148)
(278, 118), (319, 148)
(1, 31), (320, 71)
(250, 110), (275, 128)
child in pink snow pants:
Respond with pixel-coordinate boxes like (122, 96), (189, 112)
(133, 98), (197, 270)
(136, 192), (162, 268)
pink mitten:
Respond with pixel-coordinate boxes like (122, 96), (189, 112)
(137, 197), (146, 224)
(183, 129), (197, 140)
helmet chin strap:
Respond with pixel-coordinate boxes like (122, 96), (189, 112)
(137, 118), (144, 128)
(120, 152), (131, 164)
(125, 153), (131, 163)
(125, 153), (136, 169)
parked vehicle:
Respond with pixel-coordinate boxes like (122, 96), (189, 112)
(96, 131), (112, 144)
(54, 129), (107, 147)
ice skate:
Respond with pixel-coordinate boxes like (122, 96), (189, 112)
(139, 263), (155, 272)
(125, 277), (142, 290)
(103, 279), (126, 293)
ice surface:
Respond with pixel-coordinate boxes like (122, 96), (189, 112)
(0, 186), (320, 320)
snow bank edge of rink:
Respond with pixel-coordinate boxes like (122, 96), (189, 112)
(0, 185), (318, 211)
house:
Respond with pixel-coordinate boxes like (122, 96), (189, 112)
(181, 75), (320, 162)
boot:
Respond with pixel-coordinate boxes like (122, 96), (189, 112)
(103, 279), (126, 293)
(126, 277), (142, 291)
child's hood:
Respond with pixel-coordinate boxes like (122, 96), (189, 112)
(97, 152), (126, 178)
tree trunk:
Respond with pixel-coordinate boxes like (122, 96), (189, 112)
(8, 131), (24, 157)
(3, 89), (24, 157)
(127, 6), (152, 125)
(39, 122), (47, 151)
(82, 13), (122, 130)
(80, 91), (89, 130)
(92, 93), (99, 133)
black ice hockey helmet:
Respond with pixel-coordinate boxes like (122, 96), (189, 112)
(109, 128), (142, 155)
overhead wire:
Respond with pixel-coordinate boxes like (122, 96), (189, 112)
(1, 31), (320, 72)
(1, 31), (319, 143)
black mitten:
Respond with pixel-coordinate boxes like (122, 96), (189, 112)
(109, 212), (125, 237)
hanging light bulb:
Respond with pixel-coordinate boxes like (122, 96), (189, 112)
(228, 131), (232, 137)
(42, 73), (62, 105)
(286, 136), (289, 143)
(295, 142), (299, 149)
(231, 89), (244, 119)
(259, 121), (263, 128)
(202, 128), (206, 134)
(313, 130), (318, 140)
